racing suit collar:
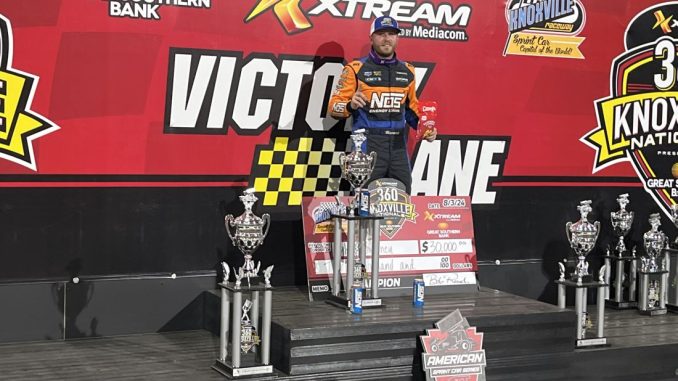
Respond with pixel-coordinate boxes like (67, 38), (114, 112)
(369, 48), (398, 65)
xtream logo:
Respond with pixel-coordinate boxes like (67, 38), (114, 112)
(245, 0), (472, 41)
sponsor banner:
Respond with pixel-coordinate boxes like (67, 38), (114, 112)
(245, 0), (472, 41)
(582, 2), (678, 217)
(503, 0), (586, 59)
(301, 194), (476, 298)
(0, 1), (662, 204)
(421, 309), (486, 381)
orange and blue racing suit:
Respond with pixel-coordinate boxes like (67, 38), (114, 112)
(328, 49), (421, 194)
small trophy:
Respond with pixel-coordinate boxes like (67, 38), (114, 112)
(638, 213), (669, 315)
(642, 213), (666, 273)
(566, 200), (600, 284)
(339, 129), (376, 216)
(558, 201), (608, 348)
(670, 204), (678, 248)
(611, 194), (634, 256)
(225, 188), (270, 287)
(667, 204), (678, 312)
(239, 300), (260, 353)
(605, 194), (638, 309)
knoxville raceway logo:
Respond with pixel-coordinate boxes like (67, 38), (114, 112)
(244, 0), (472, 41)
(420, 309), (486, 381)
(583, 2), (678, 217)
(0, 15), (58, 170)
(503, 0), (586, 59)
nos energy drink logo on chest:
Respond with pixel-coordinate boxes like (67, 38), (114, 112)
(583, 2), (678, 218)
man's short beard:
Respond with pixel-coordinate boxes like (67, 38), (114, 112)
(374, 46), (394, 58)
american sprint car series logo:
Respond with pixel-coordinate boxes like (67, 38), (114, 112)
(503, 0), (586, 59)
(0, 15), (58, 171)
(420, 309), (486, 381)
(244, 0), (472, 42)
(583, 2), (678, 218)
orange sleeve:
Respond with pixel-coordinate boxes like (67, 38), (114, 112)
(405, 62), (421, 127)
(328, 62), (360, 119)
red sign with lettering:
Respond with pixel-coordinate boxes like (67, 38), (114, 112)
(301, 195), (476, 298)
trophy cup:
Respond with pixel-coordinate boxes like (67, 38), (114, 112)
(566, 200), (600, 284)
(638, 213), (668, 315)
(328, 129), (383, 312)
(611, 194), (634, 255)
(605, 194), (638, 309)
(339, 129), (376, 216)
(214, 189), (276, 378)
(557, 200), (608, 348)
(225, 188), (270, 286)
(667, 205), (678, 312)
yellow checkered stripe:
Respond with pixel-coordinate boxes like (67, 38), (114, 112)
(251, 136), (349, 206)
(0, 78), (6, 133)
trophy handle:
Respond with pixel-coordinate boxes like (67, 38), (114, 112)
(565, 221), (573, 245)
(369, 151), (377, 171)
(225, 214), (236, 242)
(262, 213), (271, 240)
(594, 221), (601, 243)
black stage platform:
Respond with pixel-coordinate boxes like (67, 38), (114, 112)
(2, 287), (678, 380)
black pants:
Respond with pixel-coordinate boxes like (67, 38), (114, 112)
(365, 132), (412, 194)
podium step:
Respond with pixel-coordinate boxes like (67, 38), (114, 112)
(261, 287), (575, 376)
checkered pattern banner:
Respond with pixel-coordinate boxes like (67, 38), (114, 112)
(250, 136), (351, 206)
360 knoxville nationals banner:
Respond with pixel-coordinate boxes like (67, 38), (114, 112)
(301, 195), (476, 298)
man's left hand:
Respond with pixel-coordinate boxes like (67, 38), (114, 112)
(423, 127), (437, 142)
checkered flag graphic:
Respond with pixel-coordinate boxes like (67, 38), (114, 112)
(250, 135), (352, 206)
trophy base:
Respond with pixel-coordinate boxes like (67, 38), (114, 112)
(605, 299), (638, 310)
(212, 359), (277, 379)
(575, 337), (609, 348)
(325, 294), (384, 310)
(666, 304), (678, 313)
(603, 254), (637, 261)
(638, 308), (667, 316)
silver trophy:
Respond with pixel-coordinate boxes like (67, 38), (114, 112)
(611, 194), (634, 256)
(642, 213), (666, 273)
(670, 204), (678, 248)
(225, 188), (270, 286)
(566, 200), (601, 283)
(339, 129), (376, 213)
(239, 299), (260, 353)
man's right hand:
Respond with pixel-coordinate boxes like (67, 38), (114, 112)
(350, 84), (368, 109)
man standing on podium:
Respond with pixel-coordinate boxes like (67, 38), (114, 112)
(328, 15), (437, 195)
